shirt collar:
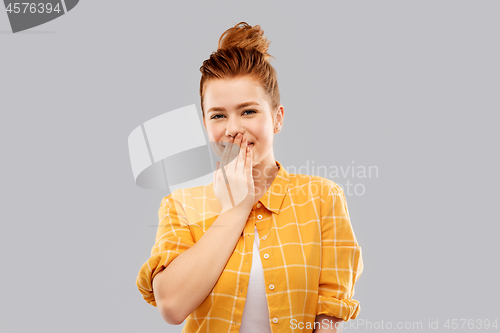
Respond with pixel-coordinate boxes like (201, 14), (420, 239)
(258, 160), (290, 215)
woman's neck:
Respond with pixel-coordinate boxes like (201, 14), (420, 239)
(252, 158), (279, 201)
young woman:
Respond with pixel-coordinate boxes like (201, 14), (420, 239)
(136, 22), (363, 333)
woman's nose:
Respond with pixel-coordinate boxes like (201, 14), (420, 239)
(226, 130), (243, 139)
(225, 120), (243, 138)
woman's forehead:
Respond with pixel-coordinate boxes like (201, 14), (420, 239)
(205, 81), (268, 108)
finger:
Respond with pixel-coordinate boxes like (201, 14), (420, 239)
(232, 133), (243, 171)
(236, 136), (247, 173)
(245, 141), (253, 184)
(229, 133), (242, 167)
(221, 137), (233, 170)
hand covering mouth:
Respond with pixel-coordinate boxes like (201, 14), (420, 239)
(219, 141), (254, 147)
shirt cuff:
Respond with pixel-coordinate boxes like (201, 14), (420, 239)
(316, 295), (361, 321)
(136, 250), (183, 307)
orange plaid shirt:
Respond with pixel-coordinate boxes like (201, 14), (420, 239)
(136, 160), (363, 332)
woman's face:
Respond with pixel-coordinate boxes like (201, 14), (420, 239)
(203, 76), (283, 166)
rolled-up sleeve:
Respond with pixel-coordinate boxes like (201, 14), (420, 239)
(317, 182), (363, 321)
(136, 192), (196, 307)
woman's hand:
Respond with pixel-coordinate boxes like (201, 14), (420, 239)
(213, 133), (255, 213)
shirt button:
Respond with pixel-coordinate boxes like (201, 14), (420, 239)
(269, 284), (275, 290)
(257, 214), (263, 220)
(263, 253), (269, 259)
(272, 317), (278, 324)
(257, 203), (262, 208)
(262, 235), (267, 240)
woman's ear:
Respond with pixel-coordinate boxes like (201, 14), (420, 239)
(274, 105), (285, 128)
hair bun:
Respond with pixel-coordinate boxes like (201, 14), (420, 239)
(217, 21), (273, 61)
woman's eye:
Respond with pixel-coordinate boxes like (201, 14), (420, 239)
(211, 110), (255, 119)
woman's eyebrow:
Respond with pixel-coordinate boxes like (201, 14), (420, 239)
(207, 101), (260, 113)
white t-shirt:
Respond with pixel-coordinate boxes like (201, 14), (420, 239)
(239, 226), (272, 332)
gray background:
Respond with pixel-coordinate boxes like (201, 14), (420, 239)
(1, 1), (498, 332)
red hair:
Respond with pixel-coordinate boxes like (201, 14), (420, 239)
(199, 22), (281, 120)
